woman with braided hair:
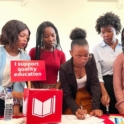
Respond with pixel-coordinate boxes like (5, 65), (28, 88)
(113, 28), (124, 114)
(29, 21), (66, 89)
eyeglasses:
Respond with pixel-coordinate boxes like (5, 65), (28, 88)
(75, 54), (92, 61)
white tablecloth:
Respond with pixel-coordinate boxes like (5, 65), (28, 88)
(0, 115), (104, 124)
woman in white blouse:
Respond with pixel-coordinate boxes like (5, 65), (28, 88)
(93, 12), (122, 114)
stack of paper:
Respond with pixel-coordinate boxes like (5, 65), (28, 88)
(0, 118), (24, 124)
(59, 114), (104, 124)
(0, 115), (104, 124)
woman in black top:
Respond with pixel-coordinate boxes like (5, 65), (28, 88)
(60, 28), (102, 119)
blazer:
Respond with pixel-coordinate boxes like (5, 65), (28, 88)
(59, 54), (101, 114)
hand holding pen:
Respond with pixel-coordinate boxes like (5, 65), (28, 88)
(101, 92), (110, 106)
(75, 104), (87, 119)
(100, 92), (110, 116)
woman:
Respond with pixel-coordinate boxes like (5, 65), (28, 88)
(113, 28), (124, 114)
(60, 28), (102, 119)
(92, 12), (122, 114)
(0, 20), (31, 115)
(29, 21), (65, 89)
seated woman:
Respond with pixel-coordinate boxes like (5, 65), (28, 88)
(59, 28), (103, 119)
(113, 28), (124, 114)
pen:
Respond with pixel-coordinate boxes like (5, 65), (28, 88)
(80, 104), (83, 110)
(80, 103), (86, 118)
(106, 104), (109, 116)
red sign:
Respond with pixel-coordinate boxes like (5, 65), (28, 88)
(23, 89), (63, 124)
(11, 60), (46, 82)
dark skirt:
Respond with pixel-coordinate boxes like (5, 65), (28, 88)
(100, 75), (119, 114)
(0, 99), (4, 116)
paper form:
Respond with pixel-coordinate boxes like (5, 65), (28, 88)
(59, 114), (104, 124)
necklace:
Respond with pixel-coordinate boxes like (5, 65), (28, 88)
(78, 69), (83, 79)
(75, 67), (85, 79)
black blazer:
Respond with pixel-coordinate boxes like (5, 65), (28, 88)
(59, 54), (101, 114)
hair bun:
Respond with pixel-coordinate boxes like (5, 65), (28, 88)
(70, 28), (86, 40)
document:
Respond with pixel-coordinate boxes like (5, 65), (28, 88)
(0, 115), (104, 124)
(59, 114), (105, 124)
(0, 118), (24, 124)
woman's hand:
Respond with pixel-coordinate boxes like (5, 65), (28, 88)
(75, 108), (87, 119)
(90, 109), (103, 117)
(100, 82), (110, 106)
(119, 109), (124, 114)
(101, 91), (110, 106)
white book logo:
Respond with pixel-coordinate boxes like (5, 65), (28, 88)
(23, 98), (27, 116)
(32, 95), (56, 117)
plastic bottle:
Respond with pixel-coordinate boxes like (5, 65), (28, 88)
(4, 89), (13, 121)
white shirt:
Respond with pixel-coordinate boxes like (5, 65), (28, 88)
(92, 40), (122, 83)
(2, 51), (20, 87)
(76, 75), (87, 89)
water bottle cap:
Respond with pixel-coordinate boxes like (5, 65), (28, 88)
(7, 89), (12, 92)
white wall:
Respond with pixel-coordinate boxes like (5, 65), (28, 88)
(0, 0), (124, 60)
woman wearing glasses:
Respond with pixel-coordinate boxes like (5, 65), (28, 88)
(59, 28), (103, 119)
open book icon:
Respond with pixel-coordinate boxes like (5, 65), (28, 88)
(23, 98), (28, 116)
(32, 95), (56, 117)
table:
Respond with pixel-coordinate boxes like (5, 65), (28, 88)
(0, 114), (123, 124)
(100, 115), (114, 124)
(100, 114), (124, 124)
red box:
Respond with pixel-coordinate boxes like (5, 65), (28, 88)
(23, 88), (63, 124)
